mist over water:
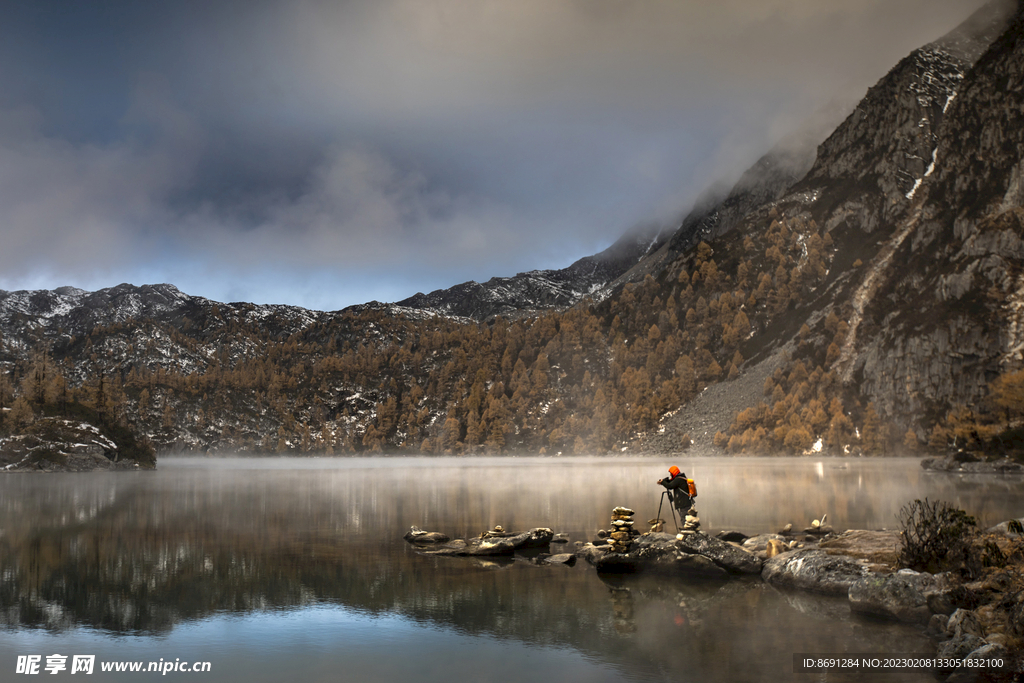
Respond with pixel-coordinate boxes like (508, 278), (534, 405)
(1, 456), (1020, 682)
(156, 454), (1024, 534)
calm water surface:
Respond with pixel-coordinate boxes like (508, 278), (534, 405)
(1, 456), (1022, 682)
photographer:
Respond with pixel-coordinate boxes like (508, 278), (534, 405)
(658, 466), (693, 514)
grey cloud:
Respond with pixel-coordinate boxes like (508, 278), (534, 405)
(0, 0), (993, 309)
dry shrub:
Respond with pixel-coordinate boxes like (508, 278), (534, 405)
(897, 499), (981, 578)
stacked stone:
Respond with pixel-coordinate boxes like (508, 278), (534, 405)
(682, 508), (701, 533)
(607, 506), (641, 553)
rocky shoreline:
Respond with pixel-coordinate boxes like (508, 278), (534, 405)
(921, 451), (1024, 474)
(406, 515), (1024, 679)
(1, 417), (154, 472)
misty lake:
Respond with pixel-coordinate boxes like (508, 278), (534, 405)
(2, 456), (1023, 682)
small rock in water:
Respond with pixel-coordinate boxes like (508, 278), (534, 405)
(766, 539), (787, 558)
(780, 523), (793, 535)
(612, 507), (635, 516)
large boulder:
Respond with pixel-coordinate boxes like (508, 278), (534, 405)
(578, 534), (729, 578)
(675, 532), (763, 574)
(925, 583), (978, 616)
(964, 643), (1008, 666)
(937, 633), (987, 661)
(762, 548), (872, 596)
(510, 527), (556, 549)
(848, 570), (949, 624)
(946, 608), (985, 639)
(634, 533), (729, 577)
(576, 543), (614, 566)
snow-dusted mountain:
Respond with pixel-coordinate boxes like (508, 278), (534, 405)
(394, 222), (668, 320)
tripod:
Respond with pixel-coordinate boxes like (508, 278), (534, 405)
(656, 490), (681, 533)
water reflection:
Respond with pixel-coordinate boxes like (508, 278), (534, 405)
(0, 457), (1020, 681)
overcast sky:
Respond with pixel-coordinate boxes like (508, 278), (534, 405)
(0, 0), (990, 310)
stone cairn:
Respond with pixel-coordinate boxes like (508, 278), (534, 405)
(682, 507), (701, 533)
(607, 506), (640, 553)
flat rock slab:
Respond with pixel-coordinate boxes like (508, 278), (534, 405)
(403, 528), (451, 544)
(762, 548), (872, 596)
(817, 530), (899, 572)
(419, 528), (554, 557)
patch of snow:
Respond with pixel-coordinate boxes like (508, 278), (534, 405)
(923, 148), (938, 178)
(905, 178), (923, 200)
(906, 149), (937, 200)
(943, 91), (957, 113)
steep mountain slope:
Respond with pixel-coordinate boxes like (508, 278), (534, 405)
(639, 0), (1022, 450)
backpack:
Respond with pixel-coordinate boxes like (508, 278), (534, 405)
(687, 478), (697, 498)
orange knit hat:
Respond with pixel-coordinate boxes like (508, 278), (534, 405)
(668, 466), (680, 477)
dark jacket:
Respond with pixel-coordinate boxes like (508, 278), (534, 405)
(660, 473), (692, 511)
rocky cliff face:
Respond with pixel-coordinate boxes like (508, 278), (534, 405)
(849, 2), (1024, 427)
(750, 0), (1023, 433)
